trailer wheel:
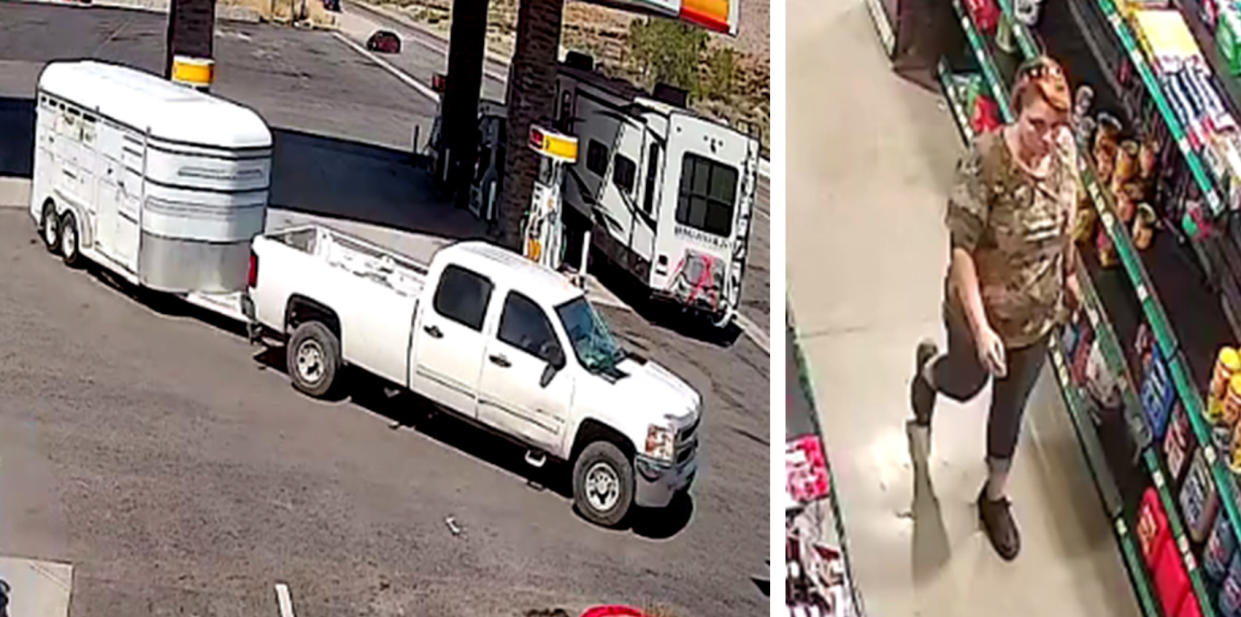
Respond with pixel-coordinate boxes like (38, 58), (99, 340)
(40, 202), (59, 253)
(59, 211), (82, 268)
(287, 321), (341, 398)
(572, 440), (634, 527)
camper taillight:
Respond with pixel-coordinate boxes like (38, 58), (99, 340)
(248, 251), (259, 288)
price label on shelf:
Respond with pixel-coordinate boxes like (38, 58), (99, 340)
(1179, 534), (1191, 556)
(1154, 468), (1166, 488)
(1178, 137), (1191, 155)
(1116, 518), (1127, 536)
(1102, 210), (1115, 230)
(1086, 305), (1099, 326)
(1137, 284), (1149, 303)
(1207, 446), (1218, 465)
(1208, 191), (1222, 213)
(1186, 550), (1198, 572)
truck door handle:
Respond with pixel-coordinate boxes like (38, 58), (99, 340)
(423, 325), (443, 339)
(488, 354), (510, 368)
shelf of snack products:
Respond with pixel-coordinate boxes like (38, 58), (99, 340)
(937, 59), (983, 145)
(954, 0), (1021, 122)
(1049, 339), (1164, 617)
(786, 319), (862, 617)
(1071, 251), (1230, 616)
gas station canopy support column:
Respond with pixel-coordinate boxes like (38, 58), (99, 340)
(438, 0), (490, 202)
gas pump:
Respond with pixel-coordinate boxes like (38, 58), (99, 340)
(522, 125), (577, 270)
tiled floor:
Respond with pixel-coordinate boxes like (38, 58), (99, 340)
(785, 1), (1142, 615)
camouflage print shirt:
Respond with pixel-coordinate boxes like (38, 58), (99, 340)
(945, 129), (1079, 349)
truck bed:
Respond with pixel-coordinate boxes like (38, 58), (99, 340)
(251, 225), (429, 387)
(269, 225), (429, 298)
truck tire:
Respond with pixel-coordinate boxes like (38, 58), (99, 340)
(59, 211), (82, 268)
(572, 440), (634, 527)
(40, 202), (59, 253)
(287, 321), (341, 398)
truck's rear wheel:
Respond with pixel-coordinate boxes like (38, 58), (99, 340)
(287, 321), (341, 398)
(59, 211), (82, 268)
(40, 203), (59, 253)
(572, 441), (634, 527)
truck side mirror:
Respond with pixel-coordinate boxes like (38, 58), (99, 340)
(539, 344), (566, 388)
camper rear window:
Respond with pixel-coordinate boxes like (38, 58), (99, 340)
(586, 140), (608, 176)
(675, 153), (737, 237)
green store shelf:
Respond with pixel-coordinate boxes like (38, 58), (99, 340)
(993, 0), (1041, 60)
(952, 0), (1015, 122)
(1079, 145), (1241, 561)
(1095, 0), (1226, 217)
(1075, 254), (1156, 458)
(1049, 343), (1161, 617)
(937, 59), (975, 146)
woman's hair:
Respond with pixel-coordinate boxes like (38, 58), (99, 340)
(1011, 55), (1071, 118)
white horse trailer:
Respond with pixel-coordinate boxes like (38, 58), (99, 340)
(30, 61), (272, 321)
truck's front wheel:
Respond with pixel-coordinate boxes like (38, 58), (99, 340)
(572, 441), (634, 527)
(287, 321), (341, 398)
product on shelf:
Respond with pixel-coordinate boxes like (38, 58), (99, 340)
(1114, 140), (1141, 198)
(1097, 222), (1119, 267)
(1225, 374), (1241, 428)
(1209, 347), (1241, 423)
(1134, 203), (1157, 249)
(1219, 4), (1241, 76)
(1074, 85), (1096, 146)
(1181, 448), (1221, 543)
(1142, 345), (1178, 439)
(1096, 114), (1124, 185)
(1155, 537), (1193, 617)
(1180, 594), (1205, 617)
(1222, 551), (1241, 617)
(1073, 325), (1097, 384)
(1202, 0), (1221, 31)
(1139, 487), (1173, 568)
(787, 435), (831, 504)
(965, 0), (1000, 33)
(1206, 513), (1237, 584)
(1167, 402), (1194, 481)
(1086, 340), (1123, 410)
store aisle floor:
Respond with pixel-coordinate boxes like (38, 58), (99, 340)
(786, 2), (1142, 616)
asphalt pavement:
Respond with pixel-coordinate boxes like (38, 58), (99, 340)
(0, 3), (769, 615)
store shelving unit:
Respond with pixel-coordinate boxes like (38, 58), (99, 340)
(937, 58), (975, 146)
(935, 1), (1241, 614)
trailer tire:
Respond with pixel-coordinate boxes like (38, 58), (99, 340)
(40, 202), (59, 253)
(59, 211), (82, 268)
(572, 440), (634, 527)
(287, 321), (341, 398)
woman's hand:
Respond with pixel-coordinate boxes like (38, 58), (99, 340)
(974, 323), (1008, 379)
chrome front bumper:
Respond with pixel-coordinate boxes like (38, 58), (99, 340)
(634, 454), (697, 509)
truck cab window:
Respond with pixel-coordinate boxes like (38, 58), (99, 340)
(586, 139), (608, 176)
(612, 154), (636, 196)
(675, 153), (738, 237)
(433, 265), (493, 331)
(498, 292), (559, 361)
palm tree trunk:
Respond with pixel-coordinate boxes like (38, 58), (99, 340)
(164, 0), (216, 79)
(495, 0), (565, 251)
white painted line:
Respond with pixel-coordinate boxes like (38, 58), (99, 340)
(736, 312), (770, 354)
(275, 583), (295, 617)
(330, 31), (441, 103)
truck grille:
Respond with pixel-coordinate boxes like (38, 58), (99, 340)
(677, 441), (696, 465)
(678, 416), (700, 444)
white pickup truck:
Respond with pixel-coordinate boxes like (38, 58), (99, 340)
(244, 225), (701, 525)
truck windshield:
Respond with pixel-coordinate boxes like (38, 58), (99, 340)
(556, 297), (623, 372)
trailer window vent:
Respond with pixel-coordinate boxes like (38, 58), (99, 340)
(652, 83), (688, 108)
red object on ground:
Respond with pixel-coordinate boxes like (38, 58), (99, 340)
(786, 434), (831, 504)
(580, 607), (649, 617)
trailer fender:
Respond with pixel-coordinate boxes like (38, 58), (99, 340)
(50, 188), (94, 249)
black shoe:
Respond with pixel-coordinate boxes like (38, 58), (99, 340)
(978, 485), (1021, 561)
(911, 339), (938, 426)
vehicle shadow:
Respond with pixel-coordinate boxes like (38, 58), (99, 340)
(250, 344), (695, 538)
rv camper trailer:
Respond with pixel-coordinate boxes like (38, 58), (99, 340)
(30, 60), (273, 321)
(441, 55), (759, 325)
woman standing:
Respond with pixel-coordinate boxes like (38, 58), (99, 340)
(909, 55), (1082, 561)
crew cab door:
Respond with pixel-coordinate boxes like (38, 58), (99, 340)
(410, 264), (494, 417)
(476, 291), (572, 453)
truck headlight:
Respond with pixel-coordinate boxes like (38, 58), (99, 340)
(645, 424), (675, 462)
